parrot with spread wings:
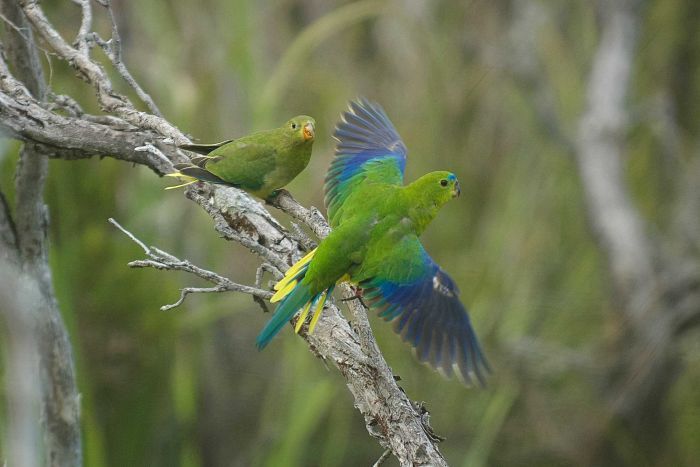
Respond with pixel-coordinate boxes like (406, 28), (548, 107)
(257, 99), (489, 385)
(166, 115), (315, 200)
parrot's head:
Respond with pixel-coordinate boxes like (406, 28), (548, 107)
(285, 115), (316, 145)
(421, 171), (461, 206)
(406, 171), (462, 233)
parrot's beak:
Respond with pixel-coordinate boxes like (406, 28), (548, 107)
(452, 181), (461, 198)
(303, 122), (315, 141)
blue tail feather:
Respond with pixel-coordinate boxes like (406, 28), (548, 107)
(256, 283), (313, 349)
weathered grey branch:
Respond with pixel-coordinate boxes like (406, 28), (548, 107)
(108, 217), (273, 311)
(185, 185), (294, 272)
(73, 0), (92, 56)
(90, 0), (163, 116)
(0, 64), (180, 173)
(18, 0), (183, 141)
(373, 448), (392, 467)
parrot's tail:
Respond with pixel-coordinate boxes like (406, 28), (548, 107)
(257, 249), (335, 349)
(164, 163), (228, 190)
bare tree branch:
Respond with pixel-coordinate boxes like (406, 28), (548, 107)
(18, 0), (183, 141)
(372, 448), (392, 467)
(108, 217), (273, 310)
(72, 0), (92, 56)
(185, 185), (295, 272)
(90, 0), (163, 116)
(0, 62), (179, 173)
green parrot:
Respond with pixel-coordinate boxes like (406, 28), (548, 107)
(166, 115), (316, 199)
(257, 99), (489, 385)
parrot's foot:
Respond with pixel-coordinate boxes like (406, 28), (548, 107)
(341, 287), (367, 308)
(265, 188), (291, 204)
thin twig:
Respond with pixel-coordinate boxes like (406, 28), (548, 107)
(161, 286), (225, 311)
(372, 448), (392, 467)
(19, 0), (182, 140)
(73, 0), (92, 56)
(256, 262), (283, 288)
(0, 10), (29, 39)
(92, 0), (163, 116)
(108, 217), (148, 253)
(134, 143), (175, 171)
(289, 221), (317, 251)
(110, 217), (273, 311)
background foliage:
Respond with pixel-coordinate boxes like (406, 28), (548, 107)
(2, 0), (700, 465)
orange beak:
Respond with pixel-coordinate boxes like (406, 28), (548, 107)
(303, 122), (315, 141)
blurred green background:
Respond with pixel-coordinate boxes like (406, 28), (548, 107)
(2, 0), (700, 465)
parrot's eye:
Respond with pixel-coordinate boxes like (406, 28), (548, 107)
(440, 179), (448, 187)
(291, 123), (297, 129)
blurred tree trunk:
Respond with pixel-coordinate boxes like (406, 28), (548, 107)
(574, 0), (699, 464)
(0, 0), (82, 465)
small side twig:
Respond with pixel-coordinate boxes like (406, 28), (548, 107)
(372, 448), (392, 467)
(289, 221), (317, 251)
(91, 0), (162, 116)
(73, 0), (92, 56)
(109, 218), (272, 311)
(160, 286), (226, 312)
(134, 143), (176, 171)
(255, 262), (283, 288)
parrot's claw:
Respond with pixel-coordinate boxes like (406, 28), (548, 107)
(341, 287), (367, 308)
(265, 188), (293, 205)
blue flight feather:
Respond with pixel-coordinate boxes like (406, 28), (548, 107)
(324, 98), (407, 227)
(360, 246), (490, 386)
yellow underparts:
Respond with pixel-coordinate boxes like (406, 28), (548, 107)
(164, 172), (197, 190)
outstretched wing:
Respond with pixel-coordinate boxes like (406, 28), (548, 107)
(359, 236), (490, 386)
(324, 98), (407, 227)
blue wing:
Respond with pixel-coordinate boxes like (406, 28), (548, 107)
(359, 237), (490, 386)
(324, 98), (407, 227)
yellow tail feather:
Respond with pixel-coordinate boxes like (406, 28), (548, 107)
(271, 279), (298, 303)
(272, 248), (317, 294)
(164, 180), (198, 190)
(294, 300), (314, 333)
(308, 291), (328, 334)
(164, 172), (198, 190)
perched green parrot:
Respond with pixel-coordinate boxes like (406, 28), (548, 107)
(257, 99), (489, 385)
(166, 115), (316, 199)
